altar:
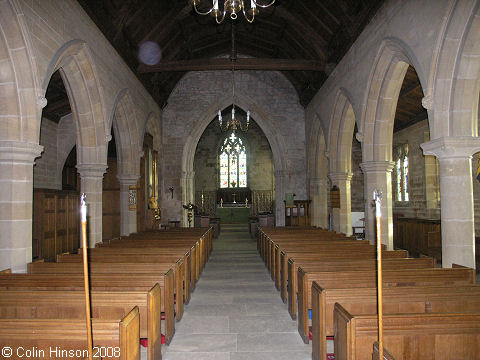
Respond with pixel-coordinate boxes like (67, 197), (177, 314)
(216, 204), (250, 224)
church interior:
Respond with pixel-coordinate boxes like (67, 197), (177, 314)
(0, 0), (480, 359)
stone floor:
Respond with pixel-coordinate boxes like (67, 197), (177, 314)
(159, 224), (311, 360)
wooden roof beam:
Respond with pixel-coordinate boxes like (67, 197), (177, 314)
(138, 58), (325, 73)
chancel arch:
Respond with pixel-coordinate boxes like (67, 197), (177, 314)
(181, 92), (288, 227)
(193, 108), (274, 224)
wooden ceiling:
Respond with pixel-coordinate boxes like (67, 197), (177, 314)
(42, 2), (427, 134)
(77, 0), (386, 107)
(394, 66), (427, 133)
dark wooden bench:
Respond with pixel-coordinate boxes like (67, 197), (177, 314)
(311, 283), (480, 360)
(296, 267), (476, 343)
(0, 306), (140, 360)
(334, 303), (480, 360)
(0, 285), (161, 360)
(0, 271), (176, 345)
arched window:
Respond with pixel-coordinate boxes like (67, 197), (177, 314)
(219, 132), (247, 188)
(394, 144), (409, 202)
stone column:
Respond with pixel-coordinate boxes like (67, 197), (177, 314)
(181, 170), (195, 227)
(360, 161), (394, 249)
(118, 174), (140, 236)
(0, 141), (43, 273)
(77, 164), (107, 247)
(309, 177), (329, 228)
(328, 172), (353, 235)
(274, 170), (286, 226)
(421, 137), (480, 268)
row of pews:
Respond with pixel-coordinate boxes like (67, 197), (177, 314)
(257, 226), (480, 360)
(0, 227), (213, 360)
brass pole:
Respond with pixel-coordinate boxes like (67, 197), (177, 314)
(81, 194), (94, 360)
(373, 190), (383, 360)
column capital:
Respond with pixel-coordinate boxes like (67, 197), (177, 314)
(77, 163), (107, 178)
(328, 172), (353, 182)
(421, 136), (480, 159)
(117, 173), (140, 185)
(360, 161), (395, 174)
(0, 141), (43, 163)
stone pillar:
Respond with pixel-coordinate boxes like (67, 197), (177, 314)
(360, 161), (394, 249)
(118, 174), (140, 236)
(421, 137), (480, 268)
(309, 177), (329, 229)
(274, 170), (286, 226)
(0, 141), (43, 273)
(181, 171), (195, 227)
(328, 172), (353, 236)
(77, 164), (107, 247)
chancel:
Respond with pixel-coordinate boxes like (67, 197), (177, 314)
(0, 0), (479, 359)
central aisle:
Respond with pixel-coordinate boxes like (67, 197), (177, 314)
(163, 224), (311, 360)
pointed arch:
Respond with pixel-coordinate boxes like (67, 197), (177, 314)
(360, 38), (427, 162)
(328, 88), (357, 174)
(431, 1), (480, 138)
(143, 112), (162, 151)
(111, 89), (141, 176)
(181, 93), (288, 226)
(43, 40), (108, 167)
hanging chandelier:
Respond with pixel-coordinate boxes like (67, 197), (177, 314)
(190, 0), (275, 24)
(218, 68), (250, 132)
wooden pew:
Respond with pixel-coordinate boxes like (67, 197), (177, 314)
(296, 267), (476, 343)
(311, 283), (480, 360)
(334, 303), (480, 360)
(0, 306), (140, 360)
(282, 250), (410, 305)
(372, 342), (396, 360)
(52, 253), (188, 313)
(0, 271), (176, 345)
(0, 285), (161, 360)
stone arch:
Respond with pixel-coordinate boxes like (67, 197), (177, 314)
(306, 111), (328, 228)
(361, 38), (426, 162)
(431, 1), (480, 138)
(143, 112), (162, 151)
(0, 0), (42, 145)
(111, 89), (141, 176)
(359, 38), (426, 248)
(181, 93), (288, 226)
(327, 89), (357, 235)
(328, 88), (357, 174)
(43, 40), (108, 168)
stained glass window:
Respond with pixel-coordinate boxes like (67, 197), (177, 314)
(219, 131), (247, 188)
(394, 144), (409, 202)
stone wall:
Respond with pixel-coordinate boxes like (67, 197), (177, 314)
(34, 118), (59, 189)
(392, 119), (441, 220)
(161, 69), (307, 223)
(194, 119), (274, 192)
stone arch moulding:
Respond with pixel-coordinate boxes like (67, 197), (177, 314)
(358, 37), (426, 250)
(431, 1), (480, 138)
(328, 88), (357, 174)
(0, 0), (42, 144)
(360, 37), (427, 162)
(110, 88), (141, 176)
(181, 93), (288, 226)
(142, 112), (162, 151)
(42, 39), (108, 167)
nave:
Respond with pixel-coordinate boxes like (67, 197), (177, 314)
(161, 224), (311, 360)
